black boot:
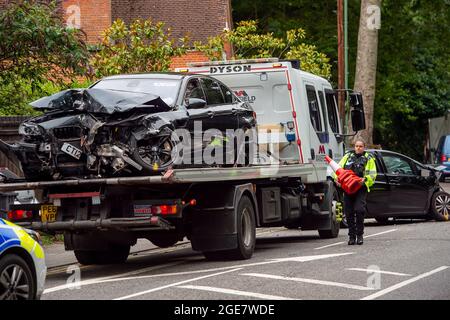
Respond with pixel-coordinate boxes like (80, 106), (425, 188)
(357, 235), (363, 245)
(348, 236), (356, 245)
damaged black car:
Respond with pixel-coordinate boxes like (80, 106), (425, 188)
(0, 73), (256, 181)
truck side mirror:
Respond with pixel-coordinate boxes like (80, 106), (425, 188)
(349, 92), (366, 131)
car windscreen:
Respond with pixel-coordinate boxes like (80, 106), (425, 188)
(92, 78), (181, 106)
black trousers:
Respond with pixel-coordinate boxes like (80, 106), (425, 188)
(344, 185), (367, 238)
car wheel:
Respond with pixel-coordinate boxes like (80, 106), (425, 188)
(0, 254), (36, 300)
(375, 217), (390, 224)
(74, 244), (130, 265)
(430, 191), (450, 221)
(131, 127), (180, 173)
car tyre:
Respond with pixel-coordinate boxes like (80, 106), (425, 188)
(0, 254), (37, 300)
(430, 191), (450, 221)
(130, 126), (180, 173)
(375, 217), (390, 224)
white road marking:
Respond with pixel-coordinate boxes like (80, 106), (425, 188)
(44, 252), (354, 294)
(347, 268), (411, 277)
(268, 252), (354, 262)
(43, 261), (183, 294)
(242, 273), (375, 291)
(314, 242), (345, 250)
(364, 229), (398, 238)
(114, 268), (242, 300)
(177, 285), (296, 300)
(361, 266), (449, 300)
(314, 229), (398, 250)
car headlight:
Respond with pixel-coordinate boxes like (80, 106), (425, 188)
(19, 123), (43, 136)
(25, 228), (42, 245)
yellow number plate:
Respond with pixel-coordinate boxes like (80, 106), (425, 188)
(41, 205), (58, 222)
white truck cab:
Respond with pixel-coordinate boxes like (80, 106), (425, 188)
(179, 59), (365, 176)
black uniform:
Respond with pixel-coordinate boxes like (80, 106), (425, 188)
(342, 152), (369, 240)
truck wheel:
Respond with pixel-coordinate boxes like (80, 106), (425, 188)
(149, 236), (178, 248)
(318, 183), (340, 239)
(229, 195), (256, 259)
(74, 245), (130, 265)
(430, 191), (450, 221)
(203, 195), (256, 261)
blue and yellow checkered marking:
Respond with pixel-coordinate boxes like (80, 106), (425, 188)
(0, 218), (44, 259)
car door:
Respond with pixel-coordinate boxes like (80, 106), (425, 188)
(184, 77), (214, 164)
(184, 77), (212, 127)
(200, 77), (238, 132)
(381, 152), (429, 215)
(366, 152), (393, 217)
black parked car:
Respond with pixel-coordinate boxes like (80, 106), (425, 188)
(350, 150), (449, 223)
(0, 73), (256, 181)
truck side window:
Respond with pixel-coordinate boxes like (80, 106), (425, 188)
(201, 78), (225, 105)
(318, 91), (328, 132)
(306, 85), (323, 132)
(325, 91), (339, 133)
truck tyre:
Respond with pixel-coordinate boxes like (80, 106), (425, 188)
(318, 182), (340, 239)
(149, 236), (178, 248)
(430, 191), (450, 221)
(203, 195), (256, 261)
(74, 244), (130, 265)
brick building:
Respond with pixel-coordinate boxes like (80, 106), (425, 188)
(1, 0), (232, 67)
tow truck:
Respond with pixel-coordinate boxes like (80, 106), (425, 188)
(0, 59), (366, 264)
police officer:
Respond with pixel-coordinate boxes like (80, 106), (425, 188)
(334, 140), (377, 245)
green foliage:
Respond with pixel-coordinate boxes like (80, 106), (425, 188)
(0, 0), (90, 115)
(231, 0), (450, 161)
(195, 20), (331, 79)
(91, 19), (189, 77)
(374, 0), (450, 160)
(0, 78), (93, 116)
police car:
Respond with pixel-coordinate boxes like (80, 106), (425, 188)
(0, 218), (46, 300)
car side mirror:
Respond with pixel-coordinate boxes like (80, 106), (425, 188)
(349, 92), (366, 131)
(187, 98), (207, 109)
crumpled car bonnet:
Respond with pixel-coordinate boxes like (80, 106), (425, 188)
(30, 88), (172, 114)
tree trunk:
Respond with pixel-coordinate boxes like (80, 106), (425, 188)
(353, 0), (381, 146)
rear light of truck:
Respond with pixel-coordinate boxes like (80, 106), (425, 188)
(7, 210), (33, 221)
(151, 205), (178, 215)
(442, 155), (447, 162)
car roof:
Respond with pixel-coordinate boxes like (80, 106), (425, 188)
(367, 149), (423, 165)
(102, 72), (187, 81)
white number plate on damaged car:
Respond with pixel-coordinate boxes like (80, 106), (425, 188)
(61, 142), (82, 159)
